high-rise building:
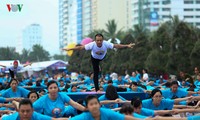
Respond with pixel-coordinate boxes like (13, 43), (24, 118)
(92, 0), (132, 31)
(132, 0), (200, 31)
(59, 0), (84, 53)
(59, 0), (68, 50)
(82, 0), (92, 37)
(22, 24), (42, 51)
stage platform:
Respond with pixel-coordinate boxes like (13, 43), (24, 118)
(66, 92), (147, 101)
(23, 87), (148, 101)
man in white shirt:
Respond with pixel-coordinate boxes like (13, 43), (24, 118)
(63, 33), (134, 92)
(0, 60), (31, 78)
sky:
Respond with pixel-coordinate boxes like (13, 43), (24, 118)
(0, 0), (59, 55)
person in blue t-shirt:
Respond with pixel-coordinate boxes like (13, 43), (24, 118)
(127, 82), (146, 93)
(99, 85), (127, 109)
(67, 85), (82, 92)
(64, 99), (85, 117)
(194, 74), (200, 89)
(4, 90), (41, 111)
(0, 78), (30, 98)
(131, 97), (173, 117)
(33, 81), (86, 118)
(84, 73), (94, 86)
(70, 73), (94, 87)
(69, 95), (138, 120)
(59, 80), (65, 91)
(113, 76), (128, 85)
(102, 80), (118, 91)
(155, 76), (167, 86)
(142, 89), (193, 110)
(129, 72), (139, 82)
(162, 81), (197, 99)
(2, 99), (55, 120)
(135, 70), (141, 81)
(119, 103), (148, 119)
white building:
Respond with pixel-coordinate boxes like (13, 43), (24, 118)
(132, 0), (200, 31)
(22, 24), (42, 51)
(91, 0), (132, 31)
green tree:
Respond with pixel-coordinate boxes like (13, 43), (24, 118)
(0, 47), (20, 60)
(29, 44), (50, 62)
(130, 25), (150, 70)
(86, 29), (106, 40)
(19, 49), (30, 63)
(67, 48), (91, 73)
(53, 54), (69, 61)
(190, 40), (200, 68)
(166, 16), (198, 74)
(145, 23), (171, 74)
(104, 19), (125, 43)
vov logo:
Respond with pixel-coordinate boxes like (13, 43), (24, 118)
(7, 4), (23, 12)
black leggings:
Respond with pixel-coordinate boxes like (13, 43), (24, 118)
(91, 56), (102, 91)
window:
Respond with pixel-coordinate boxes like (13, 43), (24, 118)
(196, 16), (200, 18)
(134, 2), (138, 7)
(196, 22), (200, 26)
(144, 1), (150, 5)
(154, 8), (159, 11)
(184, 8), (193, 11)
(196, 9), (200, 11)
(153, 1), (159, 5)
(196, 0), (200, 4)
(134, 10), (138, 13)
(162, 8), (170, 11)
(162, 0), (171, 4)
(184, 16), (194, 18)
(184, 0), (194, 4)
(162, 15), (170, 18)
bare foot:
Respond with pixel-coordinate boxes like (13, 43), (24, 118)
(96, 90), (102, 93)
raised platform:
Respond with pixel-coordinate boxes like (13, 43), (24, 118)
(66, 92), (147, 101)
(23, 87), (147, 101)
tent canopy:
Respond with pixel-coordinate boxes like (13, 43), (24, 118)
(23, 60), (68, 72)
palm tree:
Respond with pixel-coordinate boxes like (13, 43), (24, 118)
(86, 29), (106, 40)
(104, 19), (124, 43)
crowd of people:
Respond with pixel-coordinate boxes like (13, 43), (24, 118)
(0, 66), (199, 120)
(0, 33), (200, 119)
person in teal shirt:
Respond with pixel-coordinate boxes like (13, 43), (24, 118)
(2, 99), (54, 120)
(99, 85), (126, 109)
(1, 79), (30, 98)
(33, 81), (86, 118)
(127, 82), (146, 93)
(119, 103), (148, 119)
(142, 89), (192, 110)
(131, 97), (173, 117)
(70, 95), (138, 120)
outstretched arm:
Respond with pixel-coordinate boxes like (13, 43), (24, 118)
(23, 63), (32, 67)
(113, 43), (135, 49)
(174, 96), (192, 104)
(69, 99), (86, 111)
(62, 46), (85, 51)
(0, 64), (6, 68)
